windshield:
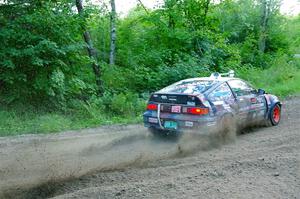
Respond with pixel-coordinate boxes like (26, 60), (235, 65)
(158, 80), (215, 94)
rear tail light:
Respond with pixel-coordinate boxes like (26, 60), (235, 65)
(147, 104), (158, 110)
(187, 107), (209, 115)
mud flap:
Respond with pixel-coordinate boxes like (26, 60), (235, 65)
(157, 103), (165, 130)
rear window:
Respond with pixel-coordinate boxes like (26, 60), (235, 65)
(158, 80), (215, 94)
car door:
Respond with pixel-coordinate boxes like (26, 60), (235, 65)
(227, 80), (254, 124)
(227, 79), (266, 125)
(208, 82), (236, 115)
(245, 83), (267, 122)
(240, 81), (267, 122)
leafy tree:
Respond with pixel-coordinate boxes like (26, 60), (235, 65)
(0, 0), (93, 106)
(0, 0), (294, 111)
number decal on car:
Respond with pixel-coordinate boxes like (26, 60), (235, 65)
(171, 105), (181, 113)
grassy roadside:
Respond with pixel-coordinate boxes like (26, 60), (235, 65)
(238, 56), (300, 97)
(1, 58), (299, 137)
(0, 110), (143, 137)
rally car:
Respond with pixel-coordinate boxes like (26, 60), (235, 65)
(143, 70), (281, 137)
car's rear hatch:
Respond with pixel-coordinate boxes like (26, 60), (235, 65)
(145, 93), (211, 130)
(144, 79), (216, 129)
(149, 93), (202, 106)
(147, 93), (210, 117)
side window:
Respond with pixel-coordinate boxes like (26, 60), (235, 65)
(209, 83), (234, 102)
(228, 80), (255, 96)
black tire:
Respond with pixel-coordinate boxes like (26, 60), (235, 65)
(266, 103), (281, 126)
(148, 127), (164, 135)
(218, 114), (237, 142)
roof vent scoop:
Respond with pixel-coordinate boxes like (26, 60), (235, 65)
(210, 70), (235, 79)
(228, 70), (235, 77)
(210, 72), (221, 79)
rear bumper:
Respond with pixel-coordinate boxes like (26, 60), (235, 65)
(143, 110), (219, 132)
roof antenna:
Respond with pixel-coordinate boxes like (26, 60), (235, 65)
(210, 70), (235, 79)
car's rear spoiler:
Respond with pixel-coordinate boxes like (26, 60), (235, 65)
(149, 93), (203, 106)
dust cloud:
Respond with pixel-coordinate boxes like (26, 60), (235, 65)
(0, 125), (234, 198)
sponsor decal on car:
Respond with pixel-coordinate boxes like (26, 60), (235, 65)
(148, 117), (158, 123)
(171, 105), (181, 113)
(169, 96), (177, 101)
(207, 122), (216, 126)
(185, 121), (194, 127)
(187, 101), (196, 106)
(213, 101), (224, 105)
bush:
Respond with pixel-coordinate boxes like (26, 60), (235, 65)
(238, 54), (300, 97)
(110, 92), (146, 116)
(0, 110), (72, 136)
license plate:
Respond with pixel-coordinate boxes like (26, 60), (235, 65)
(164, 121), (178, 129)
(171, 105), (181, 113)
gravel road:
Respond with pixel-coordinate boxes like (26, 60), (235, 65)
(0, 98), (299, 199)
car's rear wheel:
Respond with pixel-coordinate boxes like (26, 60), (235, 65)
(148, 127), (180, 138)
(267, 103), (281, 126)
(148, 127), (164, 135)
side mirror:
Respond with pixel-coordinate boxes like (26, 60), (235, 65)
(257, 88), (265, 95)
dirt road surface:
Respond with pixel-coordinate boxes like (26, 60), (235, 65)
(0, 98), (299, 199)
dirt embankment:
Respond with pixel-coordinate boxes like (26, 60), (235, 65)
(0, 97), (300, 199)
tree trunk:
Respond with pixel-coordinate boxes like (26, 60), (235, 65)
(109, 0), (116, 65)
(75, 0), (103, 95)
(259, 0), (269, 53)
(137, 0), (149, 14)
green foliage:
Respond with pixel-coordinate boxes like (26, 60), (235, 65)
(286, 15), (300, 53)
(0, 1), (96, 106)
(110, 92), (146, 115)
(0, 107), (142, 136)
(238, 55), (300, 97)
(0, 110), (73, 136)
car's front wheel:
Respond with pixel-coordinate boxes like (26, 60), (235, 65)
(267, 103), (281, 126)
